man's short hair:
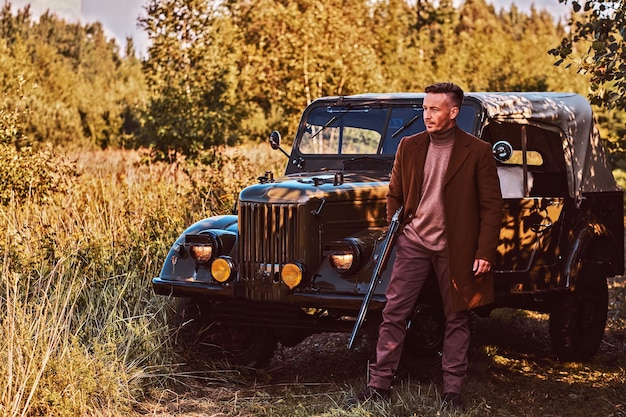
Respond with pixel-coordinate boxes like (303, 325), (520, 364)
(425, 82), (464, 108)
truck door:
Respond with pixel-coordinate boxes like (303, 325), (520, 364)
(496, 196), (564, 273)
(486, 123), (569, 290)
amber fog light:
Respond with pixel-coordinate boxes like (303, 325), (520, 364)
(281, 263), (303, 289)
(211, 257), (234, 282)
(190, 245), (213, 263)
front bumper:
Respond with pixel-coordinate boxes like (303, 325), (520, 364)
(152, 277), (386, 312)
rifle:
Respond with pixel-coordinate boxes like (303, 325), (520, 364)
(347, 206), (403, 350)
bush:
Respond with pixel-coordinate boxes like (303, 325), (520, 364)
(0, 78), (77, 206)
(0, 143), (78, 206)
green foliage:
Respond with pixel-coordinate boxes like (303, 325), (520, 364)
(138, 0), (247, 161)
(0, 3), (146, 149)
(550, 0), (626, 109)
(0, 78), (77, 206)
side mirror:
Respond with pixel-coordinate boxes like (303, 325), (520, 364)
(270, 131), (281, 150)
(269, 130), (290, 158)
(492, 140), (513, 162)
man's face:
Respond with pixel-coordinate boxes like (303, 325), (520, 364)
(422, 93), (459, 134)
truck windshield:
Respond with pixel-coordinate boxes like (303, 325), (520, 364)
(298, 103), (479, 155)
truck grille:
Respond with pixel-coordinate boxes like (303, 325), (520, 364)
(239, 202), (299, 279)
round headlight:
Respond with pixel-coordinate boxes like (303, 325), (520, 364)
(211, 257), (234, 283)
(329, 253), (355, 272)
(190, 245), (213, 263)
(281, 263), (303, 289)
(324, 239), (364, 275)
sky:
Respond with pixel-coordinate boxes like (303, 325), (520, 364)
(8, 0), (571, 57)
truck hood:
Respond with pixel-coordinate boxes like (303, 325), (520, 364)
(239, 172), (390, 204)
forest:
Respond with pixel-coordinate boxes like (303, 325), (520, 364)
(0, 0), (623, 155)
(0, 0), (625, 416)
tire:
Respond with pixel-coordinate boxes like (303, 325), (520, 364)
(398, 303), (446, 379)
(549, 268), (608, 362)
(404, 303), (446, 361)
(168, 298), (278, 368)
(398, 304), (479, 380)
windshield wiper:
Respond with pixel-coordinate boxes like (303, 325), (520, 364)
(391, 110), (423, 138)
(310, 103), (361, 139)
(310, 115), (339, 139)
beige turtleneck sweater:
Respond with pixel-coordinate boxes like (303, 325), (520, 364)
(403, 127), (455, 251)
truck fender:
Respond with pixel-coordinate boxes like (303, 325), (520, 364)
(159, 215), (238, 279)
(564, 223), (614, 289)
(180, 215), (238, 236)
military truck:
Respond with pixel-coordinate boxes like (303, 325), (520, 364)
(153, 92), (623, 366)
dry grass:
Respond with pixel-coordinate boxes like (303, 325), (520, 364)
(0, 144), (285, 416)
(1, 145), (624, 417)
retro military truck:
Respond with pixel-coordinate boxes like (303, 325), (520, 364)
(152, 92), (623, 367)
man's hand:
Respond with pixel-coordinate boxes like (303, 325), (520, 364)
(472, 258), (491, 276)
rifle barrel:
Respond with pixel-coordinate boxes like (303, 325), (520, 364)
(347, 206), (403, 350)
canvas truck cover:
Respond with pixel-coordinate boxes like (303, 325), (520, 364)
(471, 92), (620, 200)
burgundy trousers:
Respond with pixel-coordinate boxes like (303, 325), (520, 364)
(368, 233), (470, 394)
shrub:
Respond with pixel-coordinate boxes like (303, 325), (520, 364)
(0, 78), (78, 206)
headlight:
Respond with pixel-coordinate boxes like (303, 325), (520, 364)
(281, 263), (304, 289)
(185, 231), (235, 265)
(211, 256), (234, 283)
(324, 239), (364, 275)
(190, 245), (213, 263)
(329, 253), (354, 272)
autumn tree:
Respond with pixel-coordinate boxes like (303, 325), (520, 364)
(1, 0), (619, 158)
(550, 0), (625, 109)
(139, 0), (247, 160)
(225, 0), (384, 140)
(0, 3), (145, 148)
(369, 0), (445, 92)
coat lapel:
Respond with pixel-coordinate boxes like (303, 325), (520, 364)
(410, 133), (430, 199)
(445, 127), (471, 186)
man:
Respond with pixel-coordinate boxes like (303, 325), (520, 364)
(349, 82), (503, 408)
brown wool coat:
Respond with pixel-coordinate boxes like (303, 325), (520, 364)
(387, 126), (503, 312)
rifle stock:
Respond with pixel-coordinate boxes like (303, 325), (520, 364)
(347, 206), (403, 350)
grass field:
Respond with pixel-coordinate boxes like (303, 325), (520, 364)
(1, 145), (624, 417)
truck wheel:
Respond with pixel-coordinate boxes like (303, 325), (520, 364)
(398, 303), (445, 378)
(169, 298), (278, 367)
(398, 305), (478, 380)
(549, 269), (608, 362)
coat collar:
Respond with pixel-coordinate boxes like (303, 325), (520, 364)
(403, 126), (472, 186)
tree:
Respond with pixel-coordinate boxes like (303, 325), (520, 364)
(139, 0), (605, 156)
(550, 0), (625, 109)
(225, 0), (383, 140)
(139, 0), (246, 160)
(0, 3), (146, 148)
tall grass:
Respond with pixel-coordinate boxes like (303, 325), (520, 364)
(4, 143), (622, 417)
(0, 143), (285, 416)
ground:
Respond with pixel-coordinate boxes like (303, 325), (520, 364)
(138, 275), (626, 417)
